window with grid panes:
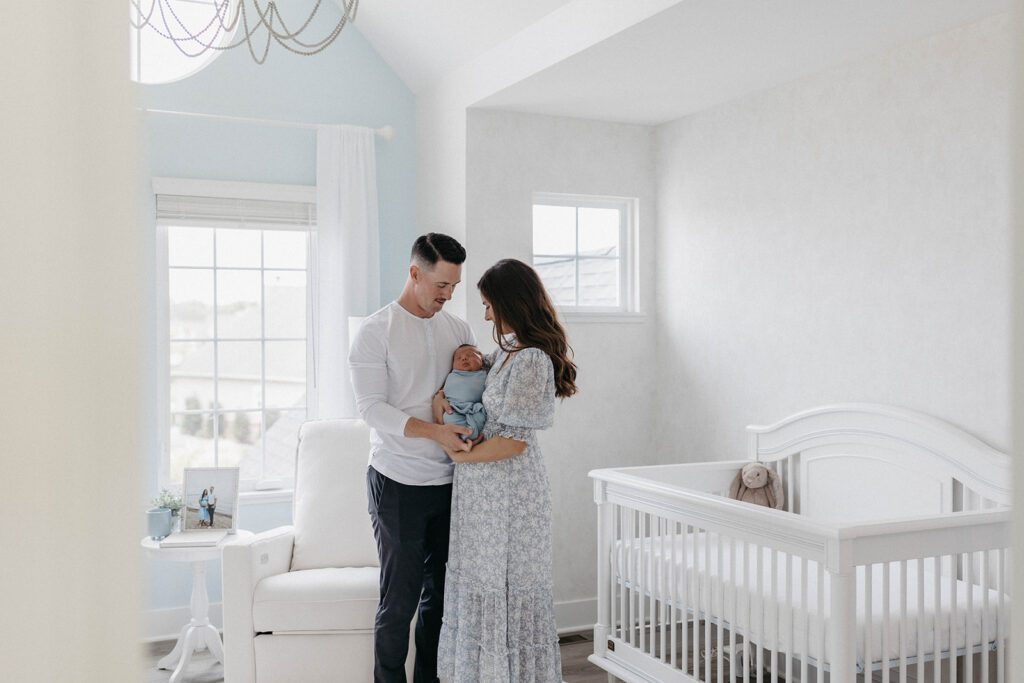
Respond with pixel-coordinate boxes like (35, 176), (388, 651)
(158, 186), (314, 489)
(531, 193), (637, 314)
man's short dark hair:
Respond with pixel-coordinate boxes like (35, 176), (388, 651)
(411, 232), (466, 268)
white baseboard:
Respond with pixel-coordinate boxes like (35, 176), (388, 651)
(143, 597), (595, 642)
(555, 597), (596, 634)
(143, 603), (223, 643)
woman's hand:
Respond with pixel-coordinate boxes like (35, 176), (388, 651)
(443, 441), (473, 464)
(432, 389), (452, 425)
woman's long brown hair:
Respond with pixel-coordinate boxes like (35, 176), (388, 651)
(477, 259), (578, 399)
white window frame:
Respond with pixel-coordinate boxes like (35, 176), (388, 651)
(154, 177), (316, 497)
(531, 192), (641, 321)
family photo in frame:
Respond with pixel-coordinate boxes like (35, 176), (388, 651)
(182, 467), (239, 533)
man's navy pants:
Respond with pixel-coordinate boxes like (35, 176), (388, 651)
(366, 466), (452, 683)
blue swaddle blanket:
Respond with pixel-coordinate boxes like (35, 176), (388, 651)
(442, 369), (487, 441)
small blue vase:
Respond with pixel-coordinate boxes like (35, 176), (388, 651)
(148, 507), (172, 540)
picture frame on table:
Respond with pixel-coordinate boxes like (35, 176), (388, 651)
(181, 467), (240, 533)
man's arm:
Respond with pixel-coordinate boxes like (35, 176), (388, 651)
(405, 416), (469, 450)
(348, 320), (471, 450)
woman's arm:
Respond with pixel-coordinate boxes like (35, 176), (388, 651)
(444, 436), (526, 464)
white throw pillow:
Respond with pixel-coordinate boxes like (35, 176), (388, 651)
(290, 419), (379, 571)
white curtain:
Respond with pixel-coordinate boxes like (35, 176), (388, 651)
(315, 125), (380, 418)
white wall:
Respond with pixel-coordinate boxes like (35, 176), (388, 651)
(654, 14), (1013, 459)
(465, 109), (658, 621)
(1, 4), (143, 679)
(416, 0), (682, 319)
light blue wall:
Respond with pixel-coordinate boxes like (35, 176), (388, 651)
(140, 3), (415, 618)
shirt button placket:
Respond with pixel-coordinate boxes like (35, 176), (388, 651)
(425, 320), (437, 382)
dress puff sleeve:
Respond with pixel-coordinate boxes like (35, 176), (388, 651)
(492, 347), (556, 443)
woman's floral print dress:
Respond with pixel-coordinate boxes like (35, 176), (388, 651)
(437, 346), (561, 682)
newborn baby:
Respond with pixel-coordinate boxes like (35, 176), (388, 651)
(442, 344), (487, 441)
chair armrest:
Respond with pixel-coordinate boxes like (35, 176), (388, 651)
(222, 526), (295, 683)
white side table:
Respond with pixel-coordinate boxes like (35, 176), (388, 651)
(141, 530), (254, 683)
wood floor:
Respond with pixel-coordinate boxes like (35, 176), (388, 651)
(142, 631), (609, 683)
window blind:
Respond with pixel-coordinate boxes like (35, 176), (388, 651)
(156, 194), (316, 228)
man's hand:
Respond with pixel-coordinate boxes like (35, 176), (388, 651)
(432, 389), (453, 425)
(434, 423), (472, 452)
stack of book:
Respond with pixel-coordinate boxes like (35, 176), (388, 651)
(159, 529), (229, 548)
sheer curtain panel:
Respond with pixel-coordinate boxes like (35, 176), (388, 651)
(315, 125), (381, 418)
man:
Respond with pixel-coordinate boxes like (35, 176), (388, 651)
(349, 233), (475, 683)
(207, 486), (216, 528)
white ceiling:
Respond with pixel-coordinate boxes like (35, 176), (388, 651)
(468, 0), (1010, 125)
(351, 0), (575, 93)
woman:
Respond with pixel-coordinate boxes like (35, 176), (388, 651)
(435, 259), (577, 682)
(198, 489), (210, 528)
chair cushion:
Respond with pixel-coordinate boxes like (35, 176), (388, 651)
(253, 567), (380, 633)
(291, 419), (380, 571)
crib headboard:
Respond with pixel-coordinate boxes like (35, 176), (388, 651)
(746, 404), (1010, 523)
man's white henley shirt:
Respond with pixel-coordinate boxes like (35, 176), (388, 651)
(348, 301), (476, 485)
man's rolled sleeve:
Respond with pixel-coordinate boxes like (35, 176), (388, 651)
(348, 323), (411, 437)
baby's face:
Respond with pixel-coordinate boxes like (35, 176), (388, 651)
(453, 346), (483, 372)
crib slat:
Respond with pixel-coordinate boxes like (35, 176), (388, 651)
(717, 534), (724, 683)
(981, 550), (989, 683)
(663, 518), (671, 663)
(744, 541), (751, 683)
(785, 553), (793, 683)
(610, 504), (618, 643)
(704, 529), (712, 683)
(997, 548), (1005, 683)
(729, 537), (737, 683)
(698, 524), (705, 678)
(670, 520), (678, 669)
(816, 561), (824, 683)
(622, 507), (630, 647)
(965, 552), (974, 683)
(620, 506), (627, 644)
(618, 505), (625, 643)
(693, 527), (701, 679)
(882, 562), (890, 683)
(663, 518), (670, 663)
(652, 516), (659, 660)
(770, 547), (778, 683)
(865, 564), (873, 682)
(648, 514), (656, 657)
(916, 558), (924, 683)
(682, 523), (690, 674)
(639, 513), (646, 654)
(800, 557), (808, 683)
(652, 516), (659, 657)
(693, 526), (701, 679)
(949, 554), (956, 683)
(665, 520), (671, 663)
(757, 543), (764, 683)
(899, 560), (907, 682)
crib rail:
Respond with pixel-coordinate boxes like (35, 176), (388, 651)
(590, 468), (1011, 683)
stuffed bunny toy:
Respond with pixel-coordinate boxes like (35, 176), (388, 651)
(728, 462), (785, 510)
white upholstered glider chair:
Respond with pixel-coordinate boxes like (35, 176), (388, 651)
(223, 419), (414, 682)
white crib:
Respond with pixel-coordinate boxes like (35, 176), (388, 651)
(589, 404), (1011, 683)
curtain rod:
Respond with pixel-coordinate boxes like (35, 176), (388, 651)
(139, 108), (395, 140)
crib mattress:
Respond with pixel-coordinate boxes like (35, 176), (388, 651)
(614, 532), (1006, 668)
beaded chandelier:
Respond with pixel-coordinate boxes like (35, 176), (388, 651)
(130, 0), (359, 64)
